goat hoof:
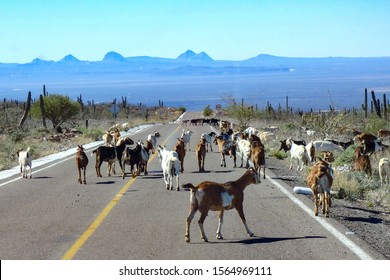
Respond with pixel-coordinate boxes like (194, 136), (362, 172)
(216, 235), (223, 240)
(176, 187), (180, 191)
(185, 237), (190, 243)
(202, 237), (208, 242)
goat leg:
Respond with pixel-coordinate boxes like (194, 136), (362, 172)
(198, 212), (209, 242)
(236, 205), (254, 237)
(185, 207), (197, 243)
(216, 211), (224, 240)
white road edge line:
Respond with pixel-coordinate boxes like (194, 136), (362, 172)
(267, 175), (373, 260)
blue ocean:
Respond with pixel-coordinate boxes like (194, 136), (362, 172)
(1, 69), (390, 112)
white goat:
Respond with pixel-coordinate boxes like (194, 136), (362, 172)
(286, 138), (309, 171)
(17, 147), (32, 178)
(200, 131), (216, 152)
(244, 126), (259, 137)
(147, 131), (161, 153)
(157, 145), (180, 191)
(379, 157), (390, 186)
(181, 129), (193, 151)
(236, 138), (251, 168)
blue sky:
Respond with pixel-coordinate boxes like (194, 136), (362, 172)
(1, 0), (389, 63)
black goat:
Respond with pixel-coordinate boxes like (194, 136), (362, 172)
(92, 137), (134, 177)
(121, 143), (143, 179)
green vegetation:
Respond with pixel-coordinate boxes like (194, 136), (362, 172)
(31, 94), (81, 128)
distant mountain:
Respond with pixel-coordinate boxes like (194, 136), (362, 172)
(103, 51), (125, 62)
(176, 50), (214, 62)
(58, 54), (81, 63)
(30, 58), (54, 65)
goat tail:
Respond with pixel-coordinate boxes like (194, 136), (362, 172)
(181, 183), (197, 190)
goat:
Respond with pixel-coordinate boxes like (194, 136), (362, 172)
(236, 138), (251, 168)
(379, 157), (390, 186)
(286, 138), (309, 171)
(306, 140), (343, 162)
(137, 140), (150, 175)
(324, 138), (354, 150)
(157, 145), (180, 190)
(378, 129), (390, 138)
(200, 131), (216, 152)
(214, 135), (237, 168)
(147, 131), (161, 153)
(92, 137), (134, 177)
(182, 167), (261, 242)
(174, 138), (186, 173)
(102, 130), (114, 146)
(362, 139), (383, 154)
(195, 138), (207, 172)
(121, 143), (143, 178)
(113, 128), (121, 145)
(16, 147), (32, 179)
(353, 132), (377, 144)
(279, 139), (306, 152)
(181, 129), (193, 151)
(307, 160), (333, 217)
(258, 131), (276, 145)
(353, 149), (372, 176)
(75, 145), (89, 184)
(244, 126), (259, 137)
(251, 141), (266, 179)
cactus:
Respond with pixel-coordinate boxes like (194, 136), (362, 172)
(39, 94), (47, 128)
(121, 96), (127, 109)
(371, 90), (381, 118)
(383, 93), (387, 119)
(18, 91), (31, 129)
(362, 88), (368, 118)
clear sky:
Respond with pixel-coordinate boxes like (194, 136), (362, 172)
(1, 0), (389, 63)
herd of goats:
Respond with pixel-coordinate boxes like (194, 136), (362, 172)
(14, 118), (390, 242)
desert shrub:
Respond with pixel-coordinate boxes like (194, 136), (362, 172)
(10, 131), (26, 143)
(268, 149), (288, 160)
(81, 128), (103, 141)
(333, 144), (357, 167)
(333, 170), (387, 207)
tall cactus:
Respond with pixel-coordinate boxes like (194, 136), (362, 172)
(362, 88), (368, 118)
(18, 91), (31, 129)
(39, 94), (47, 128)
(371, 90), (382, 118)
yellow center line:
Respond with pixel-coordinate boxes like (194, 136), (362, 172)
(61, 125), (181, 260)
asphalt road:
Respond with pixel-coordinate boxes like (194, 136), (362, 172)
(0, 116), (385, 260)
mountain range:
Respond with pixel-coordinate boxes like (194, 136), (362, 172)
(2, 49), (390, 78)
(1, 49), (390, 112)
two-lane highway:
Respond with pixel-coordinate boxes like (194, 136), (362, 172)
(0, 120), (384, 259)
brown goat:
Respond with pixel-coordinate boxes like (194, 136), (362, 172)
(76, 145), (89, 184)
(113, 128), (121, 145)
(251, 141), (266, 179)
(174, 138), (186, 173)
(182, 167), (261, 242)
(195, 138), (207, 172)
(214, 135), (237, 168)
(378, 129), (390, 138)
(353, 132), (377, 144)
(307, 160), (333, 217)
(354, 154), (372, 176)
